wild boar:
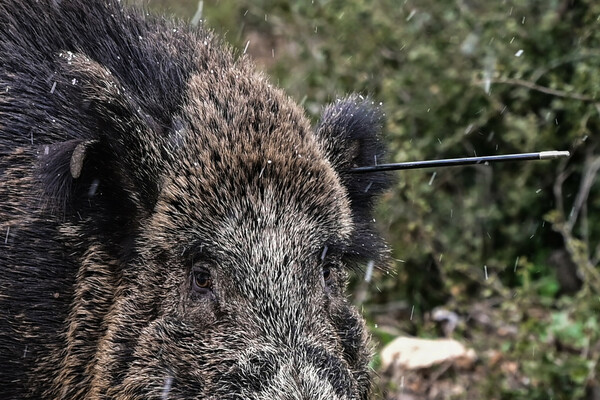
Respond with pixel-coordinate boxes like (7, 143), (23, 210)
(0, 1), (390, 398)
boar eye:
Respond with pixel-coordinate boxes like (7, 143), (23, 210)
(192, 268), (212, 293)
(322, 266), (332, 285)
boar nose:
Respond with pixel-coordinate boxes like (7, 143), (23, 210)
(231, 344), (356, 400)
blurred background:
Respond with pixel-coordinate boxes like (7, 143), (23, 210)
(137, 1), (599, 398)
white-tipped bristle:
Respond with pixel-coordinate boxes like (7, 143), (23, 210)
(539, 151), (570, 159)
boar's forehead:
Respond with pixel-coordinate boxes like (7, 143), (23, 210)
(151, 68), (353, 255)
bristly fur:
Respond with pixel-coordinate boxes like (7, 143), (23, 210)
(0, 1), (391, 399)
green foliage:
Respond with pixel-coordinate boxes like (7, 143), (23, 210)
(145, 0), (600, 397)
(510, 307), (598, 399)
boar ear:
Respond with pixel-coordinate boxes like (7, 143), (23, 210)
(39, 55), (165, 237)
(315, 96), (392, 261)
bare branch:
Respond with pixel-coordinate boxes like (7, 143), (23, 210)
(477, 77), (598, 102)
(553, 157), (572, 224)
(567, 155), (600, 232)
(552, 152), (600, 294)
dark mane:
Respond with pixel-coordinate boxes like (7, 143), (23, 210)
(0, 0), (212, 143)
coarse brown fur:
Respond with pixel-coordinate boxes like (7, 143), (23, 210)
(0, 1), (391, 399)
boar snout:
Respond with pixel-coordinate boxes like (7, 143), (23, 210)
(231, 344), (357, 400)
